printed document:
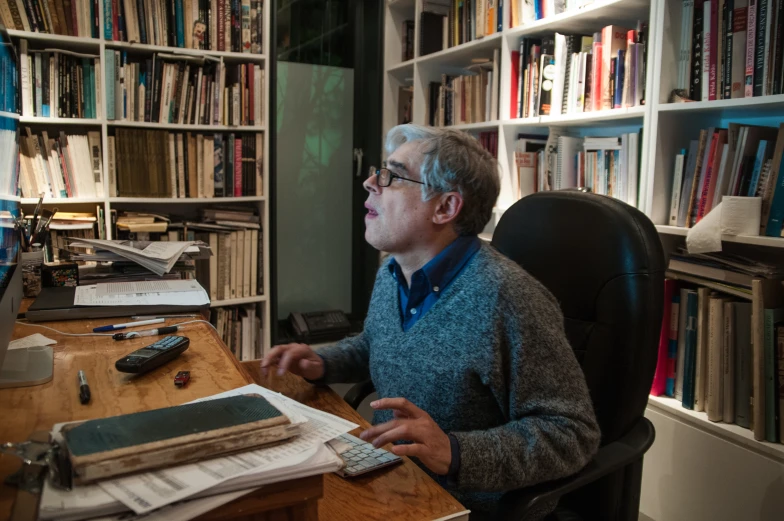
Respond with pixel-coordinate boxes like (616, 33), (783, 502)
(74, 280), (210, 307)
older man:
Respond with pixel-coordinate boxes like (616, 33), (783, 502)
(261, 124), (600, 519)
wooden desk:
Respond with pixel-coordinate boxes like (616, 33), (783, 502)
(0, 316), (467, 521)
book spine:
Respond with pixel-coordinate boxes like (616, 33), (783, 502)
(745, 0), (757, 96)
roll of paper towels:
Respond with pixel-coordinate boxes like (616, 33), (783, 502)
(686, 196), (762, 253)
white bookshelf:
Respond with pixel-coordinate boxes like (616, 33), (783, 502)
(8, 4), (273, 355)
(383, 1), (784, 519)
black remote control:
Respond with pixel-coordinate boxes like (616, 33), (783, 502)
(115, 336), (190, 374)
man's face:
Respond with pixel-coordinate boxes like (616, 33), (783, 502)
(363, 141), (439, 254)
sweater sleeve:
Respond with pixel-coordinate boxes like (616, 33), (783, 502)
(450, 284), (601, 492)
(312, 332), (372, 385)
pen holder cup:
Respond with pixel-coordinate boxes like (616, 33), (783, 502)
(20, 250), (45, 298)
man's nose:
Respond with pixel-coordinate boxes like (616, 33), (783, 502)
(363, 174), (379, 194)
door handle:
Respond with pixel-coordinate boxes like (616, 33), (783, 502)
(353, 148), (364, 178)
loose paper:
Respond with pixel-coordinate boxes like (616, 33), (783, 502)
(8, 333), (56, 350)
(74, 280), (210, 307)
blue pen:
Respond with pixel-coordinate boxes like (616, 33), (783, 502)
(93, 318), (165, 332)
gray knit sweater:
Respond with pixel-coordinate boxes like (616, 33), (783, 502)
(316, 243), (601, 516)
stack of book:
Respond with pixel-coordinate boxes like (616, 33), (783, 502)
(676, 0), (784, 100)
(0, 0), (98, 37)
(41, 210), (100, 264)
(510, 24), (648, 118)
(109, 129), (263, 198)
(654, 256), (784, 444)
(18, 41), (101, 119)
(418, 0), (501, 57)
(101, 0), (265, 53)
(18, 127), (103, 199)
(668, 122), (784, 236)
(428, 50), (500, 126)
(105, 51), (264, 126)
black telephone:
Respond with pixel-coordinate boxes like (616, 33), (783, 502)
(288, 310), (351, 343)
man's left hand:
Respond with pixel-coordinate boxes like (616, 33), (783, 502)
(359, 398), (452, 476)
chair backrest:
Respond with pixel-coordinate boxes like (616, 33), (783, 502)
(491, 191), (665, 444)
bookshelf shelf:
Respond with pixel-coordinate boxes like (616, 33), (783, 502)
(19, 117), (104, 125)
(110, 197), (265, 204)
(417, 32), (502, 69)
(387, 0), (416, 11)
(5, 1), (273, 357)
(6, 30), (101, 49)
(0, 111), (19, 120)
(647, 395), (784, 464)
(211, 295), (267, 308)
(502, 107), (647, 128)
(657, 94), (784, 115)
(106, 121), (266, 132)
(506, 0), (651, 39)
(20, 197), (106, 204)
(656, 225), (784, 248)
(387, 61), (415, 84)
(103, 40), (266, 61)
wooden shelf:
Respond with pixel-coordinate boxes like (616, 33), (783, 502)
(387, 0), (416, 11)
(656, 225), (784, 248)
(0, 111), (20, 120)
(110, 196), (265, 203)
(647, 395), (784, 464)
(6, 30), (101, 48)
(417, 32), (503, 69)
(107, 121), (266, 131)
(447, 121), (501, 131)
(211, 295), (267, 307)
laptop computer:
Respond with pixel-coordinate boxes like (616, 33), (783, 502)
(24, 286), (209, 322)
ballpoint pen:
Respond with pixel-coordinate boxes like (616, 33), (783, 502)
(131, 314), (198, 320)
(113, 325), (181, 340)
(93, 318), (165, 332)
(78, 370), (91, 404)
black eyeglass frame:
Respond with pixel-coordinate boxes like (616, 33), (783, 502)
(367, 166), (426, 188)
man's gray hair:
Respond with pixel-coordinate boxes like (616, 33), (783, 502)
(385, 124), (500, 236)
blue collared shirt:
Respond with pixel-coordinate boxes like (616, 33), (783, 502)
(388, 234), (481, 332)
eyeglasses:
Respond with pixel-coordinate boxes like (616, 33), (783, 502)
(367, 166), (425, 188)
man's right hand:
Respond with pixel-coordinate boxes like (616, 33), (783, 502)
(260, 343), (325, 381)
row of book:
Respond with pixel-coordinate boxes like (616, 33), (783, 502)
(511, 24), (648, 119)
(514, 130), (641, 206)
(0, 122), (16, 197)
(110, 128), (263, 198)
(18, 41), (101, 119)
(0, 0), (265, 55)
(419, 0), (501, 57)
(18, 127), (103, 198)
(402, 20), (414, 62)
(42, 211), (101, 264)
(105, 0), (265, 53)
(477, 130), (498, 157)
(106, 51), (264, 126)
(209, 305), (262, 361)
(676, 0), (784, 101)
(508, 0), (595, 26)
(668, 122), (784, 237)
(0, 30), (16, 113)
(428, 50), (500, 126)
(657, 256), (784, 444)
(0, 0), (99, 38)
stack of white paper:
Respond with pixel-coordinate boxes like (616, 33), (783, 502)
(68, 239), (208, 276)
(73, 280), (210, 307)
(39, 384), (358, 521)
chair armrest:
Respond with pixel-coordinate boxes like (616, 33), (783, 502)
(344, 380), (375, 410)
(498, 417), (655, 520)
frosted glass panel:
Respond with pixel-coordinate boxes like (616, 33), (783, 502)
(276, 62), (354, 317)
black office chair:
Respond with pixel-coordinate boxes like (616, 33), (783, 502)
(345, 191), (665, 521)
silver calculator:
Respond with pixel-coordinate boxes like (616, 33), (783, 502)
(328, 432), (403, 478)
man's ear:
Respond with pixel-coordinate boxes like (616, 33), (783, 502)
(432, 192), (463, 225)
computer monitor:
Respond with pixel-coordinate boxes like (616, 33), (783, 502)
(0, 19), (54, 388)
